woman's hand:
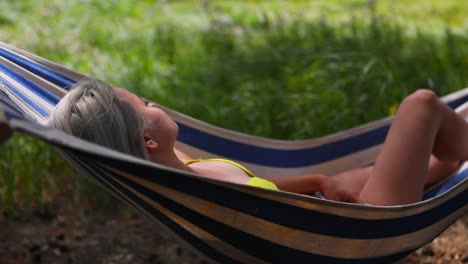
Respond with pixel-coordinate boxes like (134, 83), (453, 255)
(265, 174), (362, 203)
(321, 177), (362, 203)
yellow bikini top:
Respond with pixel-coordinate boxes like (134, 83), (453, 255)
(184, 158), (279, 190)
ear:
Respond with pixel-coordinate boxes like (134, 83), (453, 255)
(144, 136), (159, 152)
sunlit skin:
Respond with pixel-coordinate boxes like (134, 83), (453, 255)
(115, 88), (466, 205)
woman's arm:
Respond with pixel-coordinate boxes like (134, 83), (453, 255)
(263, 174), (362, 203)
(263, 174), (328, 194)
(331, 166), (372, 195)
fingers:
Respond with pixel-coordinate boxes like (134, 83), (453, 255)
(346, 193), (363, 204)
(338, 191), (363, 204)
(322, 185), (363, 204)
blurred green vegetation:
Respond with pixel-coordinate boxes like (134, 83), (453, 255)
(0, 0), (467, 213)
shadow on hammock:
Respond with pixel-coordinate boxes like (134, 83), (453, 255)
(0, 41), (467, 264)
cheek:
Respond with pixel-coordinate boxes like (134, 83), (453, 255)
(144, 109), (177, 134)
(143, 109), (162, 125)
(145, 116), (160, 128)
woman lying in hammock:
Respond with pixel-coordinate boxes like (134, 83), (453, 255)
(48, 79), (466, 206)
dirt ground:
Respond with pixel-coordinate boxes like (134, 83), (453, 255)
(0, 203), (466, 264)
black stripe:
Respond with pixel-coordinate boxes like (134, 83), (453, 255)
(0, 47), (74, 89)
(92, 156), (423, 264)
(13, 122), (465, 263)
(70, 153), (241, 264)
(54, 143), (466, 239)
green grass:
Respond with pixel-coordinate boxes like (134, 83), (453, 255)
(0, 0), (467, 213)
(0, 136), (72, 215)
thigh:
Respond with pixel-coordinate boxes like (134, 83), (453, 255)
(359, 98), (439, 205)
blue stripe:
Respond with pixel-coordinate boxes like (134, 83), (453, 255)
(177, 95), (468, 167)
(55, 143), (466, 239)
(0, 90), (27, 121)
(177, 123), (389, 167)
(0, 92), (24, 116)
(93, 155), (460, 263)
(89, 155), (416, 264)
(77, 155), (241, 264)
(448, 97), (468, 109)
(0, 75), (48, 117)
(0, 47), (74, 88)
(5, 111), (26, 121)
(424, 169), (468, 199)
(14, 122), (466, 263)
(3, 44), (468, 168)
(0, 62), (61, 106)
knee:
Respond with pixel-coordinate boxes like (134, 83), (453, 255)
(400, 89), (439, 113)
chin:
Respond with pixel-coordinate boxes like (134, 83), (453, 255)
(172, 122), (179, 137)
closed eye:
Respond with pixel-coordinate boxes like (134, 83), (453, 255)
(139, 96), (159, 108)
(139, 96), (149, 106)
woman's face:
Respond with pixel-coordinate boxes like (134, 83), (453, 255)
(113, 88), (179, 149)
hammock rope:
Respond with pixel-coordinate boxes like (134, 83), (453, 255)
(0, 41), (467, 264)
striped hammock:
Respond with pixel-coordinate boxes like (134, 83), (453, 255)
(0, 41), (466, 264)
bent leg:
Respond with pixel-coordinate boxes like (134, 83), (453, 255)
(332, 155), (459, 198)
(426, 155), (461, 187)
(360, 90), (468, 205)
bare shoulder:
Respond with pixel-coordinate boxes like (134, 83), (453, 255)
(188, 161), (251, 185)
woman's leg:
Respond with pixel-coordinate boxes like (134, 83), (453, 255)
(331, 154), (459, 198)
(426, 155), (460, 187)
(359, 90), (468, 205)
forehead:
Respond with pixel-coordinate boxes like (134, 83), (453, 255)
(114, 88), (139, 104)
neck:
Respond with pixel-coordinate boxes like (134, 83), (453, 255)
(149, 148), (195, 173)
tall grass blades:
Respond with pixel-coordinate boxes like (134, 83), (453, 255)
(144, 12), (467, 139)
(0, 136), (72, 214)
(0, 0), (467, 212)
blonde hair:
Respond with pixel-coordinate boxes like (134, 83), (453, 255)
(48, 79), (149, 160)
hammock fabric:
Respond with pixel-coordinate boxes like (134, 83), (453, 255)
(0, 42), (467, 264)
